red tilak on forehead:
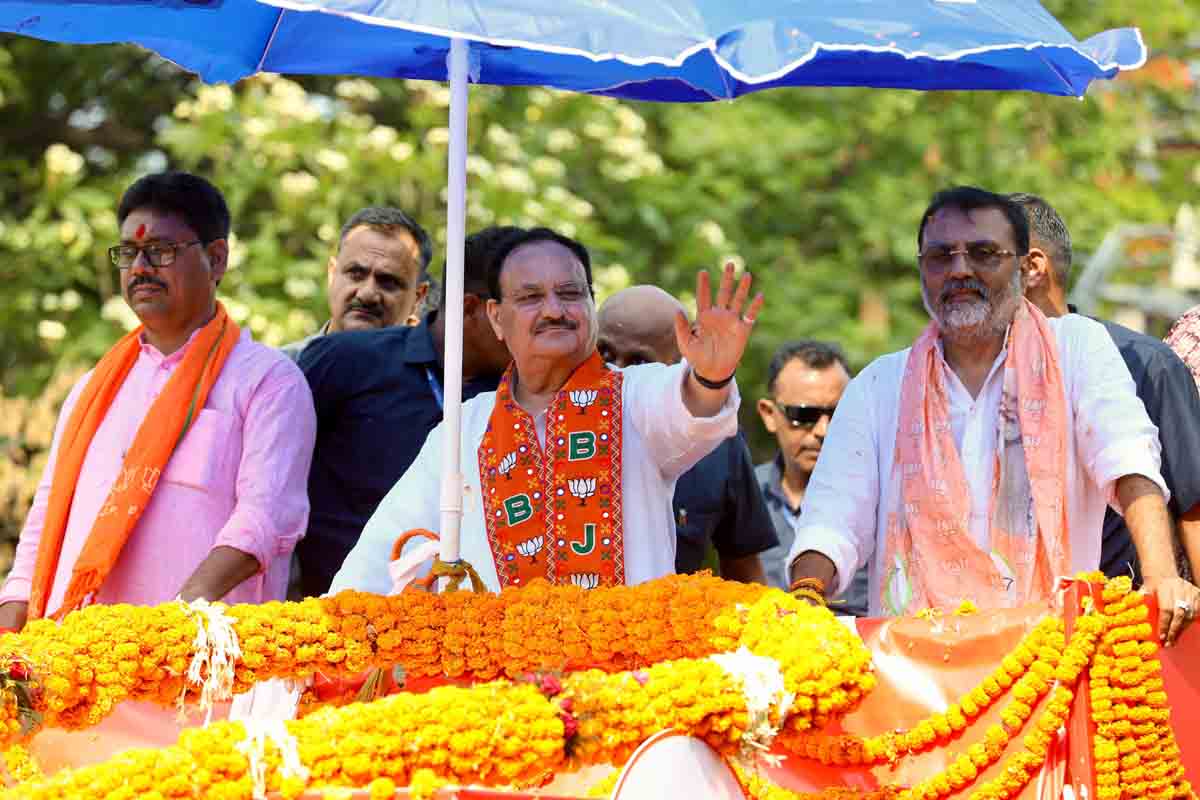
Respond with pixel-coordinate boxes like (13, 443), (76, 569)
(134, 223), (147, 239)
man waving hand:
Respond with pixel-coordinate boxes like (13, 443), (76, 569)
(333, 227), (762, 593)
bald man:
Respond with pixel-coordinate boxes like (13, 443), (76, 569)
(598, 285), (777, 583)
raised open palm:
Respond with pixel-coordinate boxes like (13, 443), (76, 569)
(673, 262), (764, 384)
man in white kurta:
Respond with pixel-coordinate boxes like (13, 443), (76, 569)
(333, 228), (764, 595)
(334, 359), (738, 594)
(787, 187), (1199, 645)
(789, 314), (1162, 612)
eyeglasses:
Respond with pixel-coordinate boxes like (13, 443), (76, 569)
(502, 283), (592, 310)
(772, 401), (836, 429)
(917, 242), (1020, 274)
(109, 240), (203, 269)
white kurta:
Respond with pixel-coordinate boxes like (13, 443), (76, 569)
(332, 360), (739, 594)
(788, 314), (1166, 615)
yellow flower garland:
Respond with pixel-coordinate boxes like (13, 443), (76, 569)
(0, 573), (1191, 800)
(1, 746), (41, 784)
(0, 589), (872, 799)
(780, 616), (1064, 766)
(1089, 576), (1192, 800)
(728, 574), (1188, 800)
(0, 682), (563, 800)
(0, 574), (791, 743)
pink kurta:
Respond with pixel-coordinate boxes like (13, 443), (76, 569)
(0, 327), (316, 612)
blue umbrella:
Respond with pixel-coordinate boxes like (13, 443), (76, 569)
(0, 0), (1148, 566)
(2, 1), (1145, 96)
(255, 0), (1148, 100)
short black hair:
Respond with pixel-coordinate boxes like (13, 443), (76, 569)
(340, 206), (433, 270)
(438, 225), (526, 305)
(766, 340), (850, 395)
(917, 186), (1030, 257)
(117, 171), (231, 243)
(487, 227), (593, 301)
(1008, 192), (1073, 285)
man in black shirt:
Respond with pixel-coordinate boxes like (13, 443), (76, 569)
(282, 206), (433, 361)
(295, 227), (516, 596)
(597, 285), (777, 583)
(1014, 193), (1200, 584)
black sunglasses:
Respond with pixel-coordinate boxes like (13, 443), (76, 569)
(772, 401), (836, 429)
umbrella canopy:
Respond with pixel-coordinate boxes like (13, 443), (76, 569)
(3, 1), (1145, 97)
(0, 0), (1148, 567)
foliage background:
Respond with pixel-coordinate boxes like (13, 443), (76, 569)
(0, 2), (1197, 568)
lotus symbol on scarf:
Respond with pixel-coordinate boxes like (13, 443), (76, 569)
(570, 573), (600, 590)
(569, 389), (597, 414)
(516, 536), (544, 562)
(568, 478), (597, 506)
(498, 452), (516, 479)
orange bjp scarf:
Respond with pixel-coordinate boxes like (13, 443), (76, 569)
(478, 352), (625, 591)
(28, 303), (240, 620)
(880, 299), (1069, 615)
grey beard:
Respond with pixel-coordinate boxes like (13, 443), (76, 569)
(922, 282), (1018, 346)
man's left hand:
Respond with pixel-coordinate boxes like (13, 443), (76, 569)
(1144, 574), (1200, 647)
(674, 261), (764, 386)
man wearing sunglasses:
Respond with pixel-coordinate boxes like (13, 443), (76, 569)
(754, 340), (868, 615)
(787, 186), (1197, 647)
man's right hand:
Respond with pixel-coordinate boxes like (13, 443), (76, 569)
(788, 550), (839, 603)
(0, 601), (29, 632)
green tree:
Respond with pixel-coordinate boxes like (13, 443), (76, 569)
(0, 0), (1195, 482)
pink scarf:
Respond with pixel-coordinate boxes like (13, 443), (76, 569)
(881, 299), (1069, 615)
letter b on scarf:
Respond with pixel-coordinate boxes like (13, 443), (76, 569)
(504, 494), (533, 526)
(568, 431), (596, 461)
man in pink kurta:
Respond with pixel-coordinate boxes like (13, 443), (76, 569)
(0, 172), (314, 619)
(0, 172), (316, 770)
(0, 325), (315, 612)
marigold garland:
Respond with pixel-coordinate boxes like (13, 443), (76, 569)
(0, 682), (564, 799)
(779, 615), (1064, 766)
(0, 589), (873, 798)
(747, 574), (1190, 800)
(1089, 575), (1192, 800)
(1, 746), (41, 784)
(0, 574), (797, 744)
(904, 608), (1106, 800)
(1, 573), (1193, 800)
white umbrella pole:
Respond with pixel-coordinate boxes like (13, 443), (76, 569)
(438, 36), (470, 567)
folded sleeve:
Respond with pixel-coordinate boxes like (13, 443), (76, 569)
(213, 362), (317, 571)
(330, 420), (443, 595)
(624, 360), (740, 482)
(1069, 317), (1167, 513)
(786, 367), (881, 597)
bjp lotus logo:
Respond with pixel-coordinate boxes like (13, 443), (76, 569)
(568, 477), (597, 506)
(498, 452), (517, 479)
(570, 573), (600, 590)
(516, 536), (544, 562)
(140, 467), (161, 494)
(569, 390), (597, 414)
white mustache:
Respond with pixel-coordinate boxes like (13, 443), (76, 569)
(939, 279), (989, 303)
